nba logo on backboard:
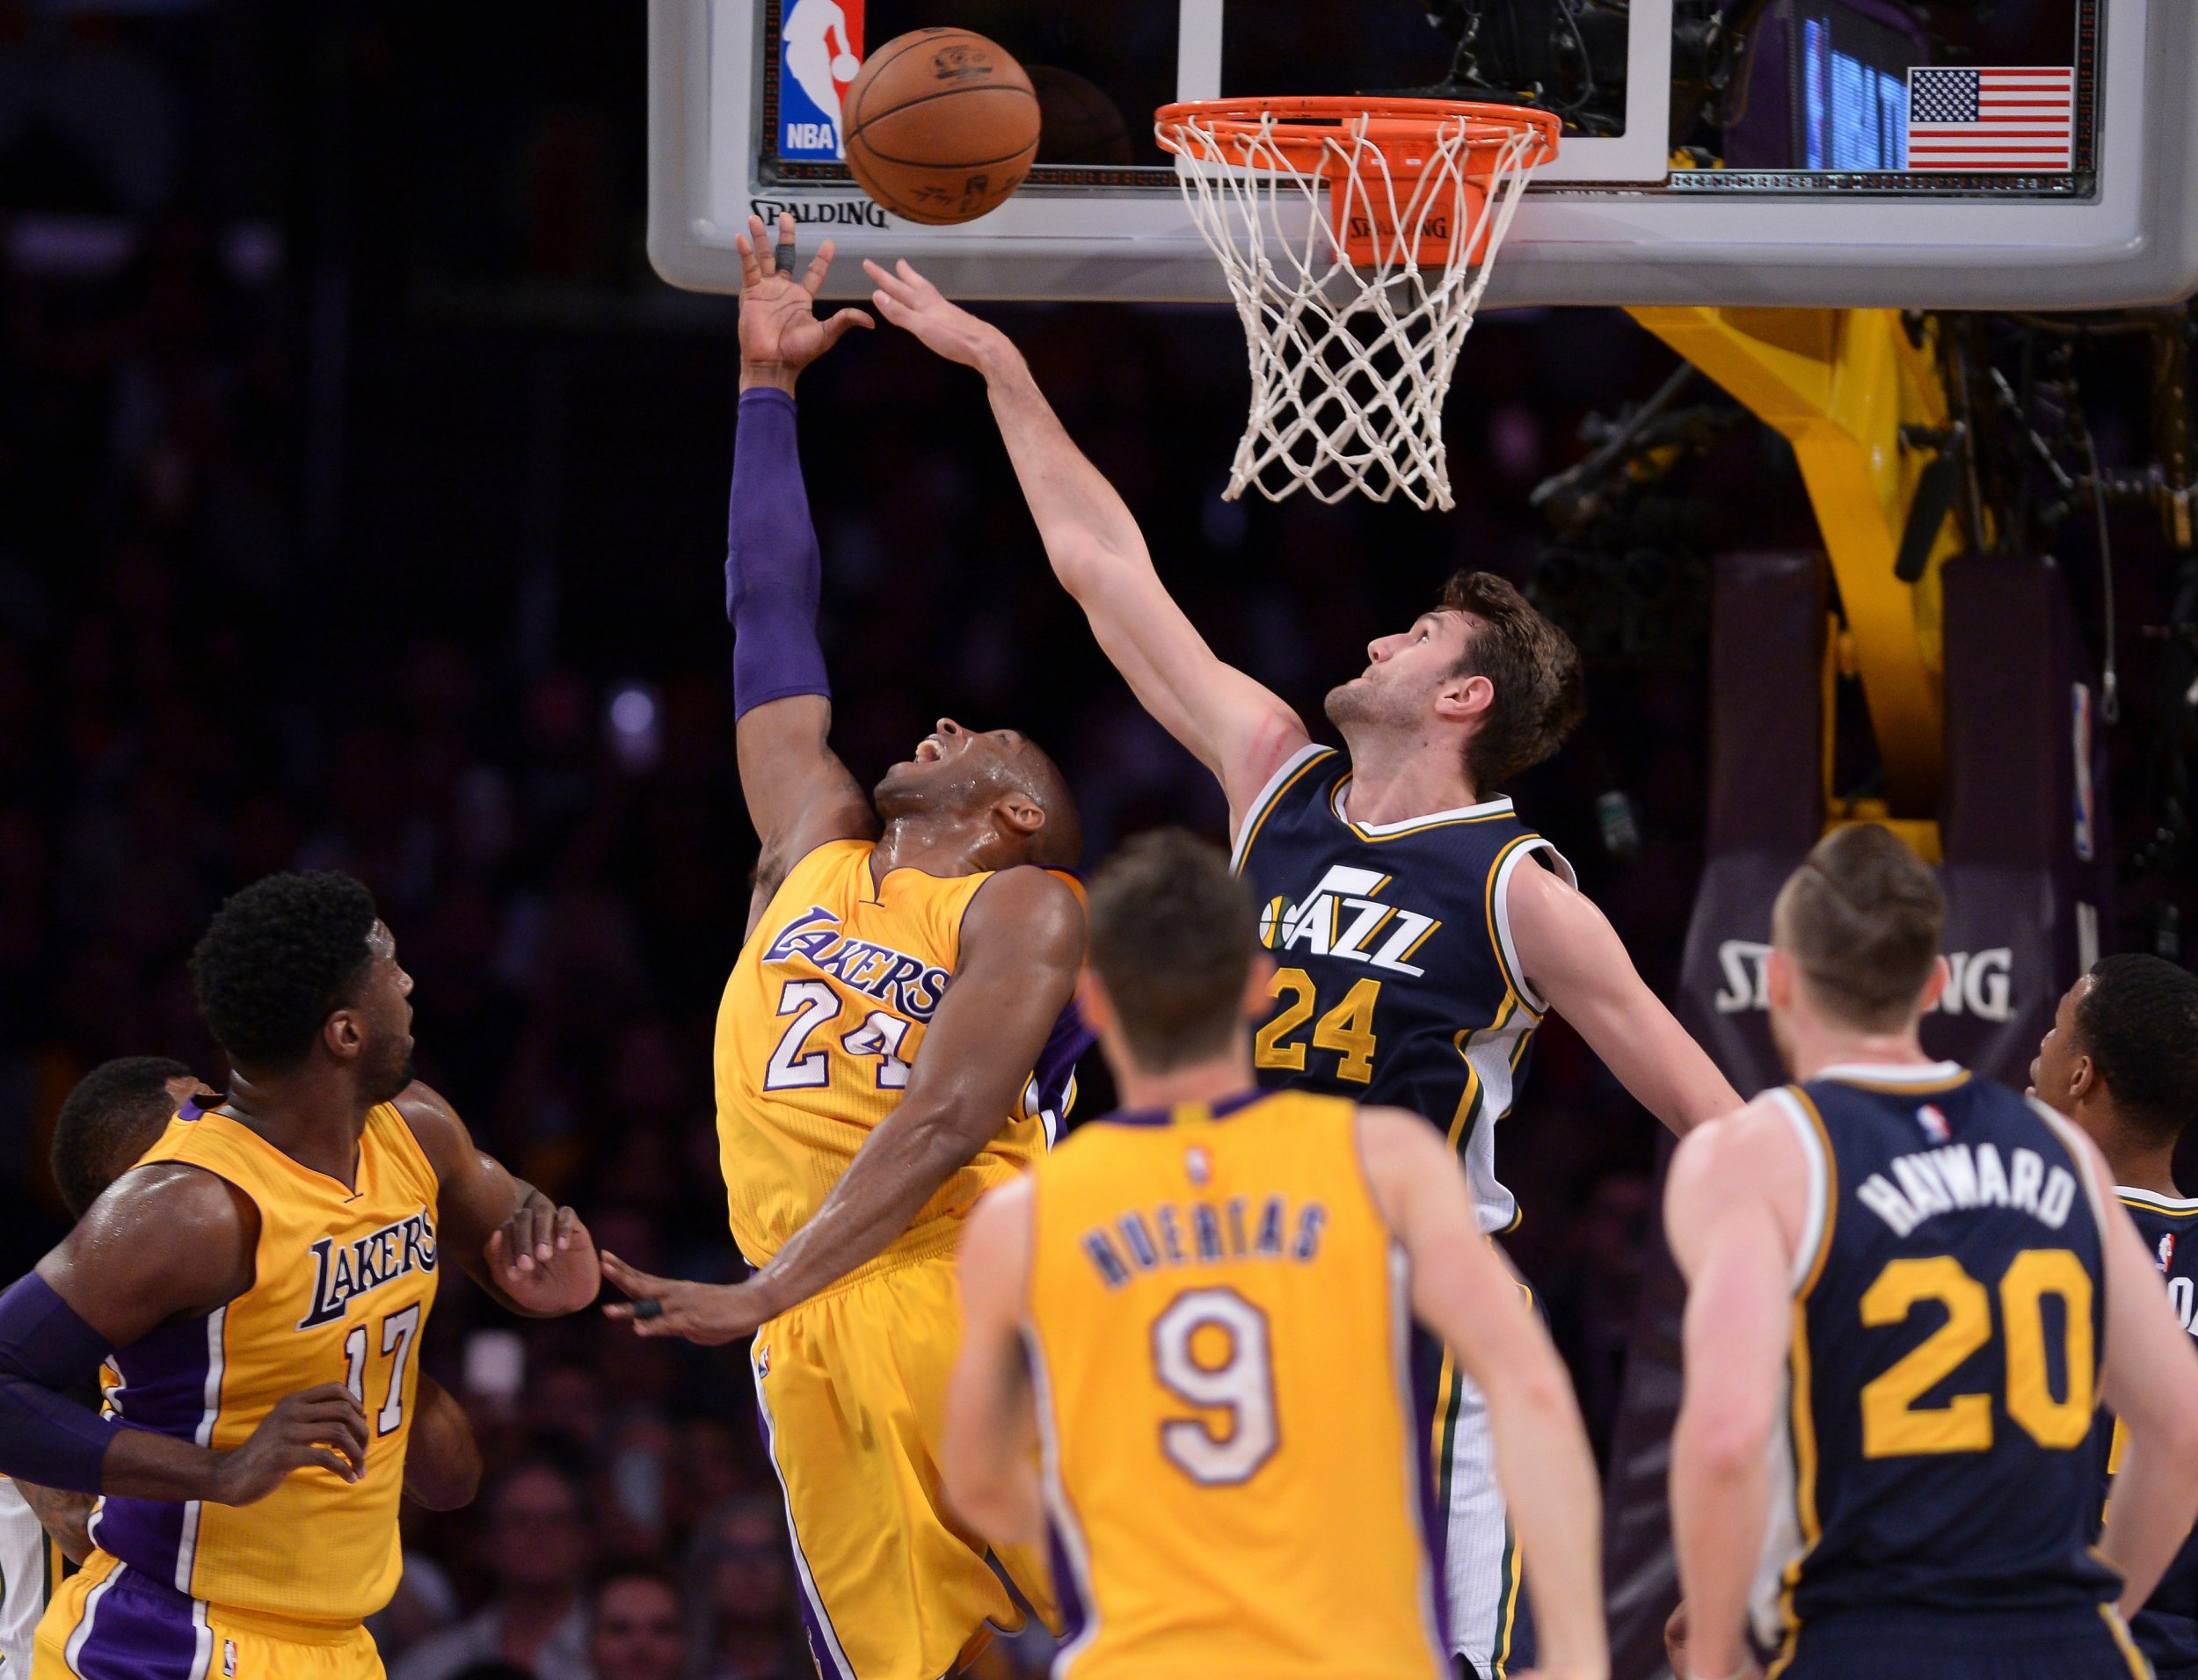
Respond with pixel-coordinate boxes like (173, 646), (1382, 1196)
(779, 0), (863, 160)
(1915, 1104), (1950, 1144)
(2161, 1233), (2178, 1274)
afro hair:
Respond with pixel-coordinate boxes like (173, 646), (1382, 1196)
(190, 871), (379, 1070)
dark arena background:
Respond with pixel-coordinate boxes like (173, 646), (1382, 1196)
(4, 5), (2196, 1680)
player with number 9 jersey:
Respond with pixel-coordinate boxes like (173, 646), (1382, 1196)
(1022, 1088), (1445, 1677)
(716, 837), (1081, 1277)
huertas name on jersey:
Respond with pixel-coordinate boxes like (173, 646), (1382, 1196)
(1857, 1140), (2077, 1238)
(1257, 865), (1441, 977)
(1712, 940), (2015, 1022)
(298, 1208), (439, 1328)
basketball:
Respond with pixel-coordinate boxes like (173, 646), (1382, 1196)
(841, 28), (1039, 225)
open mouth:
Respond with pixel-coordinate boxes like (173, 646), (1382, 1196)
(914, 737), (944, 765)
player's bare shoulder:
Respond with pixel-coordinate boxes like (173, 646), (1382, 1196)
(964, 863), (1084, 956)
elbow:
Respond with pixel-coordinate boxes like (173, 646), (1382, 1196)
(404, 1461), (482, 1514)
(1676, 1400), (1773, 1487)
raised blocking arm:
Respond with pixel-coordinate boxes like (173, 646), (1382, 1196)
(865, 258), (1312, 832)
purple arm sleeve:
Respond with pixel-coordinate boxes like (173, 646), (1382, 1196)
(726, 388), (833, 720)
(0, 1275), (124, 1494)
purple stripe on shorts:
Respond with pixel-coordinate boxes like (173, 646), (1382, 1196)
(1045, 1522), (1088, 1649)
(66, 1566), (204, 1680)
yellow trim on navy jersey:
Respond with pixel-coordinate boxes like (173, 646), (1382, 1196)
(2118, 1187), (2198, 1217)
(1229, 746), (1337, 876)
(2100, 1603), (2150, 1678)
(1481, 834), (1545, 1015)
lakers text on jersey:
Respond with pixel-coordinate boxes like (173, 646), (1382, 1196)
(1024, 1089), (1445, 1680)
(715, 840), (1081, 1279)
(718, 840), (1081, 1680)
(2095, 1189), (2198, 1678)
(1755, 1063), (2144, 1680)
(35, 1101), (439, 1680)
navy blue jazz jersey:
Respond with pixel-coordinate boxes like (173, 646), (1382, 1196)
(1231, 744), (1570, 1234)
(2097, 1189), (2198, 1676)
(1757, 1064), (2136, 1675)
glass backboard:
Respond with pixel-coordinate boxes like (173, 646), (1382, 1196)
(648, 0), (2198, 307)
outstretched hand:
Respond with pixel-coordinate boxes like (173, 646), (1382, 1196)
(600, 1251), (774, 1345)
(863, 258), (1006, 370)
(738, 212), (872, 390)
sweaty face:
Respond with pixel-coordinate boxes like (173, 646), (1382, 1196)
(2029, 975), (2092, 1110)
(353, 922), (418, 1104)
(1324, 611), (1475, 735)
(588, 1580), (687, 1680)
(874, 717), (1053, 835)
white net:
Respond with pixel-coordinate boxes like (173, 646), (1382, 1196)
(1157, 103), (1554, 511)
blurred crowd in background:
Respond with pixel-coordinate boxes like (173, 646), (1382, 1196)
(0, 4), (2079, 1677)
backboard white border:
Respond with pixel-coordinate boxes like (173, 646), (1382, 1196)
(648, 0), (2198, 309)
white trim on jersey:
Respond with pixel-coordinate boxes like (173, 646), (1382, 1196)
(172, 1305), (227, 1595)
(1749, 1088), (1832, 1646)
(1330, 782), (1519, 836)
(1770, 1088), (1831, 1293)
(2117, 1186), (2198, 1213)
(1814, 1059), (1966, 1084)
(1023, 1327), (1103, 1680)
(2026, 1098), (2114, 1236)
(1489, 838), (1575, 1018)
(1228, 743), (1328, 874)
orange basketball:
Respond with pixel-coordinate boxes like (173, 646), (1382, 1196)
(841, 29), (1040, 225)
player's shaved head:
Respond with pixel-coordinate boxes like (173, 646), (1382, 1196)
(1008, 739), (1082, 868)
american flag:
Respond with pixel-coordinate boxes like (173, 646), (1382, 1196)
(1906, 66), (2075, 171)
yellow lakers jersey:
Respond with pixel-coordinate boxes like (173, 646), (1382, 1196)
(1024, 1089), (1445, 1680)
(717, 840), (1079, 1276)
(88, 1103), (440, 1624)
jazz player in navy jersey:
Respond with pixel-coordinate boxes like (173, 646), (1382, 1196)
(1665, 827), (2198, 1680)
(2033, 954), (2198, 1679)
(870, 258), (1742, 1677)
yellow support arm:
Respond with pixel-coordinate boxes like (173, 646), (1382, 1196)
(1625, 307), (1963, 817)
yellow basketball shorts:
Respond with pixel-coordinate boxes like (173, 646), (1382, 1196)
(37, 1553), (381, 1680)
(750, 1236), (1058, 1680)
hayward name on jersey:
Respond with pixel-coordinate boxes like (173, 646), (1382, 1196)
(716, 840), (1084, 1278)
(2095, 1189), (2198, 1676)
(1232, 745), (1571, 1234)
(1754, 1064), (2120, 1662)
(1025, 1089), (1445, 1680)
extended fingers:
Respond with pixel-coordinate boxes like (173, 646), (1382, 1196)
(821, 308), (874, 345)
(736, 216), (765, 288)
(800, 236), (836, 295)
